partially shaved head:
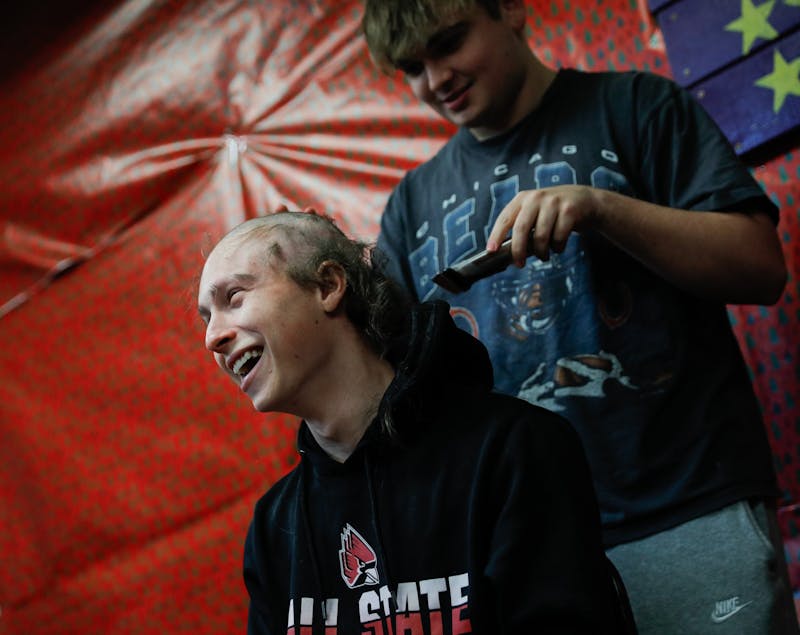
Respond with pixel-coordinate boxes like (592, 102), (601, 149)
(203, 211), (410, 360)
(212, 212), (340, 279)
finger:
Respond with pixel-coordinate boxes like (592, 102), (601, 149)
(487, 197), (521, 251)
(511, 207), (537, 267)
(550, 208), (575, 253)
(551, 187), (593, 252)
(532, 201), (559, 261)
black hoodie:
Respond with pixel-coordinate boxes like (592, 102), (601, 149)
(244, 301), (619, 634)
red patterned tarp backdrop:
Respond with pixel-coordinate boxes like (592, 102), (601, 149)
(0, 1), (797, 633)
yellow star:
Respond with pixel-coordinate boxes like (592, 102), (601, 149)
(755, 49), (800, 112)
(725, 0), (778, 54)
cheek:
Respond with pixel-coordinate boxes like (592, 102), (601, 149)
(408, 77), (431, 102)
(213, 353), (228, 373)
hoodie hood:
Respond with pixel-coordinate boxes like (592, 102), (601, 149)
(297, 300), (494, 459)
(380, 300), (494, 439)
(391, 300), (494, 394)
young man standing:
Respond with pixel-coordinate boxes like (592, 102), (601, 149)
(361, 0), (795, 632)
(197, 211), (624, 634)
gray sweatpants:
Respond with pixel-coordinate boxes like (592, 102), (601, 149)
(607, 500), (799, 634)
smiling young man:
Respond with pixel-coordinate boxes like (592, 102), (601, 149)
(361, 0), (795, 633)
(197, 211), (625, 634)
(198, 214), (397, 461)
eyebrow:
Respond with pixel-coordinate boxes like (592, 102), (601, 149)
(197, 272), (257, 319)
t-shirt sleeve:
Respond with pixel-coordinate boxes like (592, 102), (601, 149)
(633, 73), (778, 222)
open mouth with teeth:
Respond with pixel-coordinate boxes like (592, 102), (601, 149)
(233, 348), (263, 378)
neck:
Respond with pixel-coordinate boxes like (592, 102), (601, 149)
(303, 343), (396, 463)
(469, 56), (557, 141)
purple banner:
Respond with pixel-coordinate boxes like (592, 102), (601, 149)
(657, 0), (800, 86)
(693, 28), (800, 155)
(648, 0), (676, 14)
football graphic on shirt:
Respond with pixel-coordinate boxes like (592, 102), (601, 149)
(339, 524), (380, 589)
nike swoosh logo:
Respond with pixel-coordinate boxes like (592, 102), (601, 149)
(711, 601), (752, 623)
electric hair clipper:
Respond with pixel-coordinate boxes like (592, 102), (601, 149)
(432, 234), (533, 294)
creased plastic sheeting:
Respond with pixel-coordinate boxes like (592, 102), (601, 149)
(0, 1), (448, 632)
(0, 1), (797, 634)
(0, 0), (445, 316)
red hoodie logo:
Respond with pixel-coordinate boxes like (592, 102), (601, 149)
(339, 524), (379, 589)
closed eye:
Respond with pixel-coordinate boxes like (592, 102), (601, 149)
(226, 288), (244, 305)
(397, 59), (424, 77)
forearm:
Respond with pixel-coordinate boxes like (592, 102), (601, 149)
(591, 189), (787, 305)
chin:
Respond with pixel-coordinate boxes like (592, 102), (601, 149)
(247, 390), (271, 413)
(251, 397), (273, 413)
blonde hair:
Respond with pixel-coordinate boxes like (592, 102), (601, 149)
(219, 212), (410, 362)
(361, 0), (501, 73)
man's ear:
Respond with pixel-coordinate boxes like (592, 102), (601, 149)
(316, 260), (348, 313)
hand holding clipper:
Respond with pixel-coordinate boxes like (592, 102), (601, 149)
(432, 232), (534, 294)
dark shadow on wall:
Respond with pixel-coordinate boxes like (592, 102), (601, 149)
(0, 1), (112, 86)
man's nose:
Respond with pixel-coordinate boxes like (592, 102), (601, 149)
(205, 316), (235, 353)
(425, 59), (452, 93)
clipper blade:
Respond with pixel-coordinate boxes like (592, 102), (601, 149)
(432, 237), (516, 294)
